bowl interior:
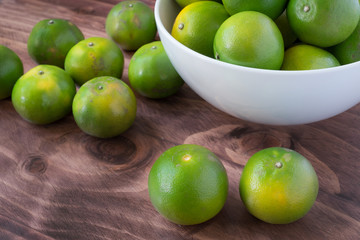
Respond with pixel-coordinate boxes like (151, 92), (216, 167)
(157, 0), (180, 33)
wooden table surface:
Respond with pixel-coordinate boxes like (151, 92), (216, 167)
(1, 0), (359, 239)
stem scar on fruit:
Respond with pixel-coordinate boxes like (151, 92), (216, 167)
(48, 20), (54, 24)
(303, 5), (310, 12)
(88, 42), (94, 47)
(38, 70), (44, 75)
(182, 154), (191, 161)
(178, 23), (184, 30)
(275, 162), (283, 168)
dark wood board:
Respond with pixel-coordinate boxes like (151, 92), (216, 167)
(0, 0), (359, 239)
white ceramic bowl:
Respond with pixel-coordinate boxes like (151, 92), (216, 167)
(154, 0), (360, 125)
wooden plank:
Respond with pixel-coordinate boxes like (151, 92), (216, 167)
(0, 0), (359, 239)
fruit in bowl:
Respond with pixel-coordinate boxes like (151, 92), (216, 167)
(154, 0), (360, 125)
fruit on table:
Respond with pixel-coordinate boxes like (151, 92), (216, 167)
(0, 45), (23, 100)
(64, 37), (124, 86)
(222, 0), (288, 20)
(27, 18), (84, 68)
(11, 65), (76, 124)
(213, 11), (284, 70)
(148, 144), (228, 225)
(105, 0), (157, 51)
(72, 76), (137, 138)
(239, 147), (319, 224)
(128, 41), (184, 99)
(281, 44), (340, 70)
(171, 1), (229, 58)
(286, 0), (360, 47)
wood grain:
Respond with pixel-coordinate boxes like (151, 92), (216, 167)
(0, 0), (360, 239)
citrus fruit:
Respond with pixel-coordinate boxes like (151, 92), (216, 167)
(287, 0), (360, 47)
(0, 45), (23, 100)
(11, 65), (76, 125)
(175, 0), (222, 9)
(27, 19), (84, 68)
(222, 0), (288, 20)
(274, 11), (298, 49)
(213, 11), (284, 70)
(281, 44), (340, 70)
(105, 0), (157, 51)
(171, 1), (229, 58)
(72, 76), (136, 138)
(329, 18), (360, 65)
(64, 37), (124, 86)
(128, 41), (184, 99)
(239, 147), (319, 224)
(148, 144), (228, 225)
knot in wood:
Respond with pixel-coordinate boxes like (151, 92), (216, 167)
(23, 156), (47, 175)
(85, 136), (138, 170)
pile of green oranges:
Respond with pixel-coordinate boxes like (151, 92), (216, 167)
(172, 0), (360, 70)
(2, 0), (358, 228)
(0, 0), (184, 138)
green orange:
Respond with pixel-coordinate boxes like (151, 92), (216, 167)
(0, 45), (23, 100)
(72, 76), (137, 138)
(105, 0), (157, 51)
(27, 18), (84, 68)
(175, 0), (222, 9)
(287, 0), (360, 47)
(222, 0), (288, 19)
(11, 65), (76, 124)
(274, 11), (298, 49)
(239, 147), (319, 224)
(329, 18), (360, 65)
(64, 37), (124, 86)
(148, 144), (228, 225)
(213, 11), (284, 70)
(281, 44), (340, 70)
(171, 1), (229, 58)
(128, 41), (184, 99)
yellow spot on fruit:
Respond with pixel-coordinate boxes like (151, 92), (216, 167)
(37, 79), (55, 91)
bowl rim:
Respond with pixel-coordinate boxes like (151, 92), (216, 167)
(154, 0), (360, 76)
